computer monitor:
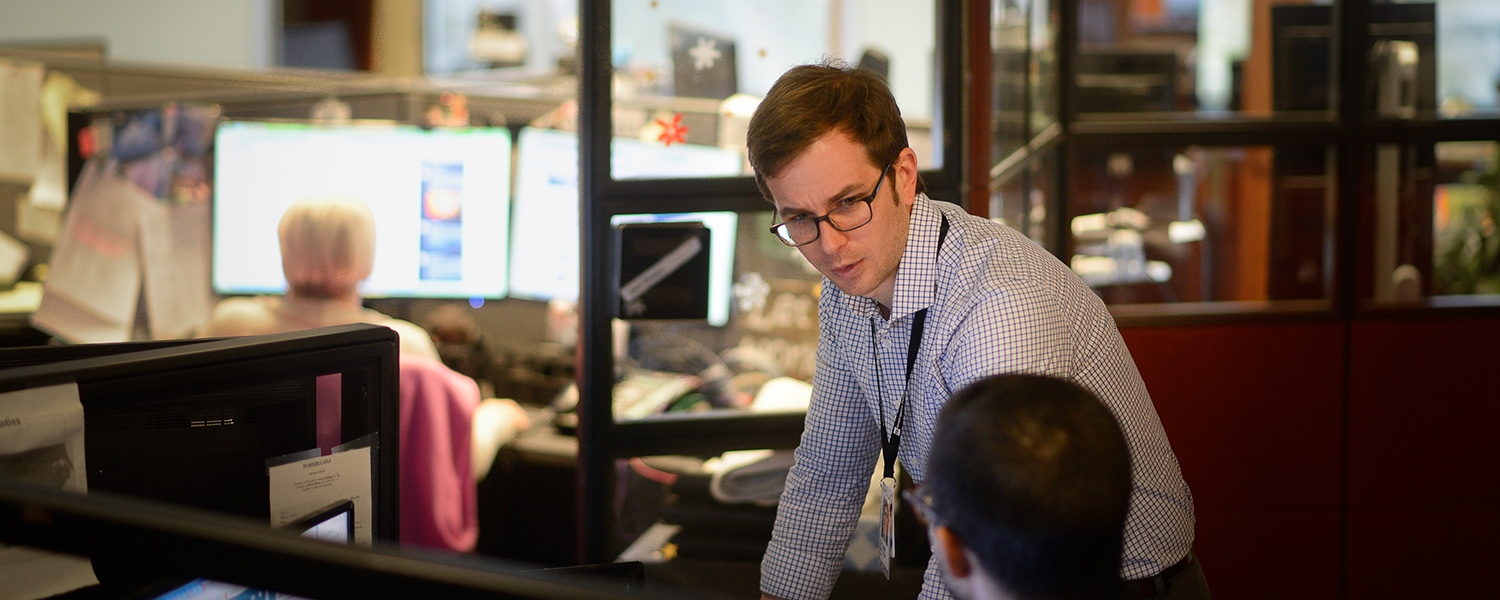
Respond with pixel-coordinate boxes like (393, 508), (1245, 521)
(127, 499), (354, 600)
(507, 127), (743, 326)
(211, 121), (513, 300)
(611, 212), (738, 327)
(0, 324), (399, 539)
(0, 481), (663, 600)
(288, 498), (355, 543)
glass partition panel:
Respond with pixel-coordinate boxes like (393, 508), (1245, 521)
(613, 209), (823, 422)
(424, 0), (580, 76)
(610, 0), (939, 180)
(994, 0), (1029, 163)
(1067, 144), (1335, 304)
(991, 169), (1029, 237)
(1030, 146), (1061, 250)
(1389, 0), (1500, 118)
(1074, 0), (1340, 118)
(1370, 140), (1500, 303)
(990, 147), (1060, 250)
(1030, 0), (1060, 131)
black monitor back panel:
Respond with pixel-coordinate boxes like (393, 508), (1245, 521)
(0, 324), (400, 540)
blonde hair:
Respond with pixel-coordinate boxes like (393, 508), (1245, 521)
(278, 198), (376, 299)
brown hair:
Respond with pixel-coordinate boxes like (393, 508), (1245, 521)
(746, 59), (922, 202)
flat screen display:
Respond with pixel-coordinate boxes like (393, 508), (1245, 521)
(212, 121), (512, 299)
(507, 127), (742, 324)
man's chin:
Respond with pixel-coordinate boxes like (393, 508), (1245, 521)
(823, 275), (872, 299)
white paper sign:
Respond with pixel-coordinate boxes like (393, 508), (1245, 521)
(0, 383), (99, 600)
(268, 447), (373, 546)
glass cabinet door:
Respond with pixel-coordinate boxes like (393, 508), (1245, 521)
(1072, 0), (1344, 119)
(1066, 143), (1335, 304)
(1390, 0), (1500, 118)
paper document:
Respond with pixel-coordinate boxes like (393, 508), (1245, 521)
(30, 291), (132, 344)
(0, 383), (99, 600)
(138, 199), (214, 339)
(15, 200), (62, 246)
(0, 59), (44, 185)
(25, 136), (67, 211)
(268, 446), (374, 546)
(32, 159), (147, 342)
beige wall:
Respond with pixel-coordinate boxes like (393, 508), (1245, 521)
(373, 0), (423, 76)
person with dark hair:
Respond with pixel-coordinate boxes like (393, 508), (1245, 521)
(909, 374), (1136, 600)
(749, 60), (1204, 600)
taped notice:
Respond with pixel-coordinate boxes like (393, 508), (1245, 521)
(268, 446), (373, 546)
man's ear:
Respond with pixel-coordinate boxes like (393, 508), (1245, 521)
(934, 525), (972, 578)
(894, 146), (919, 205)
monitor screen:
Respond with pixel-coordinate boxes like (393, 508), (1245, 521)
(288, 499), (355, 543)
(507, 127), (743, 321)
(135, 499), (353, 600)
(212, 121), (513, 300)
(611, 211), (737, 327)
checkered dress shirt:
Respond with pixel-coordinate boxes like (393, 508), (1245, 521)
(760, 195), (1196, 600)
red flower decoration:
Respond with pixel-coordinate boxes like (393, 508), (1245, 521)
(656, 113), (689, 146)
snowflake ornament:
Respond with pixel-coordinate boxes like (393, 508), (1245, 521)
(734, 272), (770, 314)
(689, 36), (721, 71)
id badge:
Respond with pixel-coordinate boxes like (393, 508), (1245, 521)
(879, 477), (896, 579)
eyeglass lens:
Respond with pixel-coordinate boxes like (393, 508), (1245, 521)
(780, 201), (872, 245)
(773, 163), (890, 246)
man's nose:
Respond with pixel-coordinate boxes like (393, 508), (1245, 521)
(815, 219), (849, 253)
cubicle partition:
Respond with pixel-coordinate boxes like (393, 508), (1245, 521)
(0, 480), (668, 600)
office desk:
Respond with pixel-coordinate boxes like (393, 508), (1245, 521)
(475, 406), (578, 567)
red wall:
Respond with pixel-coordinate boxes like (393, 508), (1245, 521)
(1345, 315), (1500, 598)
(1123, 321), (1344, 598)
(1122, 313), (1500, 599)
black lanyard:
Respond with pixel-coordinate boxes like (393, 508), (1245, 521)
(874, 215), (948, 480)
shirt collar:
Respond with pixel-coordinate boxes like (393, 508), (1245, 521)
(843, 193), (943, 321)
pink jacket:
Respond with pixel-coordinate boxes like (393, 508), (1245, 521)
(397, 354), (480, 552)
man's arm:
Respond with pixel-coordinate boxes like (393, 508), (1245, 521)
(760, 332), (881, 600)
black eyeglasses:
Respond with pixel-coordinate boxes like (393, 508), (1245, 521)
(769, 161), (893, 247)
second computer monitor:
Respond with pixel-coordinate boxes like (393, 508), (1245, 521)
(507, 127), (742, 325)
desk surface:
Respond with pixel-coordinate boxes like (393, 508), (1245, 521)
(509, 406), (577, 467)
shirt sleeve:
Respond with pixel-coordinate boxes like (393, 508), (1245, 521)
(761, 325), (882, 600)
(942, 279), (1074, 389)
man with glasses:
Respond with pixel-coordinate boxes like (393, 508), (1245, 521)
(748, 61), (1205, 600)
